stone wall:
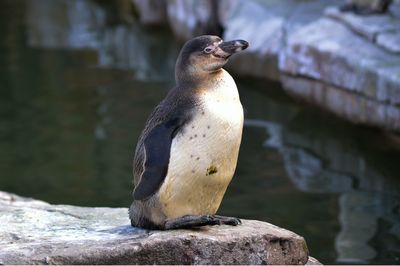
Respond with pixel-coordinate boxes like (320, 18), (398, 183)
(132, 0), (400, 132)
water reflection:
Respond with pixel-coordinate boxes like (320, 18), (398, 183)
(244, 116), (400, 263)
(0, 0), (399, 264)
(25, 0), (179, 80)
(239, 87), (400, 264)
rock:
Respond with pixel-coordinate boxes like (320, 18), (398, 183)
(221, 0), (284, 80)
(221, 0), (342, 81)
(280, 18), (400, 107)
(340, 0), (393, 14)
(390, 0), (400, 18)
(132, 0), (167, 25)
(132, 0), (220, 41)
(325, 6), (399, 41)
(280, 74), (400, 131)
(165, 0), (220, 41)
(0, 191), (313, 265)
(25, 0), (106, 49)
(97, 23), (179, 80)
(376, 31), (400, 53)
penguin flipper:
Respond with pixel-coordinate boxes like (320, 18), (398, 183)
(133, 117), (182, 201)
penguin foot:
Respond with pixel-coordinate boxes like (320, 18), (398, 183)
(164, 214), (241, 230)
(213, 215), (242, 226)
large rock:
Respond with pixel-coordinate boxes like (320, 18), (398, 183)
(279, 17), (400, 131)
(132, 0), (167, 25)
(130, 0), (400, 132)
(280, 74), (400, 131)
(133, 0), (220, 40)
(325, 6), (400, 42)
(376, 31), (400, 54)
(0, 191), (315, 265)
(280, 18), (400, 106)
(221, 0), (342, 80)
(166, 0), (220, 41)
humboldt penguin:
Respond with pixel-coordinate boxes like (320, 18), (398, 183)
(129, 35), (249, 230)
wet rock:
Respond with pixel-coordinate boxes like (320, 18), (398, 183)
(0, 191), (313, 265)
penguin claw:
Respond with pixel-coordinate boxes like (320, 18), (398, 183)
(164, 215), (242, 229)
(213, 215), (242, 226)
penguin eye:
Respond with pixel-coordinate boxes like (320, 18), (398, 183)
(204, 47), (214, 54)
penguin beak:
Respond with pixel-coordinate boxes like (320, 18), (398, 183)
(214, 40), (249, 59)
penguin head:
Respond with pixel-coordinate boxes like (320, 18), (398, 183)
(175, 35), (249, 84)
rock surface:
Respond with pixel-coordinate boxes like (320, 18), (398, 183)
(280, 74), (400, 131)
(132, 0), (400, 131)
(221, 0), (342, 80)
(165, 0), (220, 41)
(0, 191), (315, 265)
(132, 0), (167, 25)
(279, 17), (400, 131)
(325, 6), (400, 53)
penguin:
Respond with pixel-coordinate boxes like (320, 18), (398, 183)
(129, 35), (249, 230)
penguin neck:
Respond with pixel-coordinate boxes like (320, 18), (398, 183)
(175, 68), (224, 89)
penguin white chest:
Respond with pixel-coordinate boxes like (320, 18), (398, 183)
(159, 70), (244, 219)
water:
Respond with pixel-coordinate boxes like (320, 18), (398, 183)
(1, 0), (400, 264)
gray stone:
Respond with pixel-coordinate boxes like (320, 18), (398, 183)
(221, 0), (342, 81)
(342, 0), (393, 13)
(325, 6), (400, 41)
(390, 0), (400, 18)
(325, 4), (400, 53)
(26, 0), (106, 49)
(0, 191), (312, 265)
(165, 0), (219, 41)
(280, 74), (400, 131)
(376, 31), (400, 53)
(132, 0), (167, 25)
(280, 18), (400, 107)
(131, 0), (400, 131)
(97, 24), (179, 80)
(222, 0), (284, 80)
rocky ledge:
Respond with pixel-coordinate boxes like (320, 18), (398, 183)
(0, 191), (318, 265)
(133, 0), (400, 132)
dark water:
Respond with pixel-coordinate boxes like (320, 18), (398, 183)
(1, 0), (400, 264)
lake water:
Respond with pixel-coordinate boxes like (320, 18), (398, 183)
(1, 0), (399, 264)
